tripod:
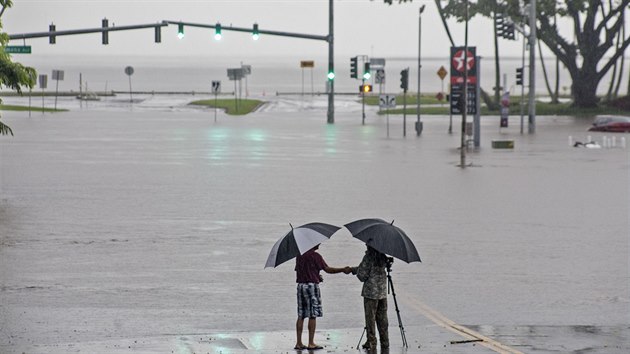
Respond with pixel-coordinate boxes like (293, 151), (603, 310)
(356, 263), (408, 349)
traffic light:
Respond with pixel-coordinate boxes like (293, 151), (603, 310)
(360, 84), (373, 93)
(327, 71), (335, 80)
(102, 18), (109, 45)
(363, 62), (371, 80)
(495, 13), (504, 38)
(177, 24), (184, 39)
(400, 68), (409, 92)
(155, 25), (161, 43)
(350, 56), (358, 79)
(516, 67), (524, 85)
(215, 23), (222, 40)
(252, 23), (259, 40)
(49, 23), (56, 44)
(504, 22), (515, 40)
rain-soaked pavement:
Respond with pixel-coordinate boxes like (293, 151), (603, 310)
(0, 95), (629, 353)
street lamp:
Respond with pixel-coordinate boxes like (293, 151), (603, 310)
(416, 4), (426, 136)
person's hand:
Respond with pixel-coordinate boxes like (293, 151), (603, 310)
(343, 266), (352, 274)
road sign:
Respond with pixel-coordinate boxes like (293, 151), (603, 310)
(437, 66), (448, 80)
(375, 69), (385, 84)
(436, 92), (444, 101)
(450, 84), (477, 115)
(124, 66), (134, 76)
(212, 80), (221, 94)
(52, 70), (64, 81)
(242, 65), (252, 75)
(5, 45), (31, 54)
(369, 58), (386, 69)
(227, 68), (244, 80)
(38, 74), (48, 89)
(300, 60), (314, 68)
(379, 95), (396, 109)
(450, 46), (477, 84)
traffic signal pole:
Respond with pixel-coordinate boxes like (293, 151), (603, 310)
(327, 0), (334, 124)
(9, 22), (169, 41)
(362, 78), (366, 125)
(9, 0), (337, 124)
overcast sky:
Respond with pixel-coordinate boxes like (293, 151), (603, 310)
(4, 0), (536, 60)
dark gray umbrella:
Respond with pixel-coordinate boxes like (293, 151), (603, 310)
(265, 222), (341, 268)
(344, 218), (421, 263)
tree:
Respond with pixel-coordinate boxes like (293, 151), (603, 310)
(435, 0), (629, 108)
(508, 0), (630, 108)
(0, 0), (36, 136)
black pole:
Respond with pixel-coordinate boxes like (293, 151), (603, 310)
(362, 78), (366, 125)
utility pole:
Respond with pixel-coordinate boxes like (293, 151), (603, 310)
(460, 0), (469, 168)
(416, 5), (425, 136)
(528, 0), (536, 134)
(327, 0), (335, 124)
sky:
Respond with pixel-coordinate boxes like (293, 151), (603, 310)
(4, 0), (533, 60)
(4, 0), (629, 96)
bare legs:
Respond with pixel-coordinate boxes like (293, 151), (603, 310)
(295, 317), (318, 349)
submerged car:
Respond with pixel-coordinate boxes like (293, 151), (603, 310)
(588, 115), (630, 132)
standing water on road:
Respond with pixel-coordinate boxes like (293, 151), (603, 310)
(1, 96), (628, 353)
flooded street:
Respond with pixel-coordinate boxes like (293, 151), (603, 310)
(1, 97), (628, 353)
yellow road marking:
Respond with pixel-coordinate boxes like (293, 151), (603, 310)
(399, 292), (524, 354)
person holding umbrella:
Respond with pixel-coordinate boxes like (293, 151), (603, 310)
(351, 245), (390, 351)
(344, 218), (421, 350)
(294, 244), (351, 350)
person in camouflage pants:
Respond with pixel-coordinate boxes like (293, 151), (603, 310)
(352, 245), (389, 351)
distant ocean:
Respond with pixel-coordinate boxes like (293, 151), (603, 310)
(7, 54), (629, 97)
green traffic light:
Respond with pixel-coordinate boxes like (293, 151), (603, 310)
(177, 24), (184, 39)
(215, 23), (222, 40)
(363, 72), (371, 80)
(252, 23), (259, 41)
(327, 71), (335, 80)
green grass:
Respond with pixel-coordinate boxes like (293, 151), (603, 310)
(380, 100), (628, 116)
(364, 94), (444, 106)
(189, 98), (264, 115)
(0, 104), (66, 112)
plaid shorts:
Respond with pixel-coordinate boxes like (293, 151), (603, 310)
(296, 283), (323, 319)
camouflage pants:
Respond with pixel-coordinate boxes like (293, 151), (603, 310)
(363, 297), (389, 349)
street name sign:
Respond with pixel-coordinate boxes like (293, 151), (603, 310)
(5, 45), (31, 54)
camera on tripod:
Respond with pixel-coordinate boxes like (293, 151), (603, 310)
(385, 256), (394, 270)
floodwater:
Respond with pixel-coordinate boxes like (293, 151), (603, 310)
(1, 95), (629, 353)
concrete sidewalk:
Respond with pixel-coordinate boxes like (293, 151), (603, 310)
(18, 323), (628, 354)
(18, 325), (511, 354)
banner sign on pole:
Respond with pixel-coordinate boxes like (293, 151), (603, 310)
(500, 91), (510, 128)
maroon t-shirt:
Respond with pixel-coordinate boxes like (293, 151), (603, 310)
(295, 249), (328, 284)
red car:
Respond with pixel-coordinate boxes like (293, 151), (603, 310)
(588, 116), (630, 132)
